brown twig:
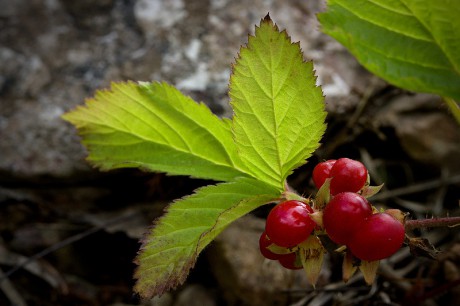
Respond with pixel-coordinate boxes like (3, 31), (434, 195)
(405, 216), (460, 231)
(0, 210), (140, 282)
(0, 267), (26, 306)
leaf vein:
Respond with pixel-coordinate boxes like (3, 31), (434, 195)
(337, 1), (433, 43)
(116, 86), (192, 151)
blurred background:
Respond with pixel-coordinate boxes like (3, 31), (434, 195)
(0, 0), (459, 305)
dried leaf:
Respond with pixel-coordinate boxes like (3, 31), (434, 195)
(407, 236), (440, 260)
(359, 260), (380, 285)
(299, 235), (326, 286)
(342, 250), (358, 283)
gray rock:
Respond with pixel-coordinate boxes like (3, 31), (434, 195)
(0, 0), (369, 178)
(0, 48), (51, 97)
(0, 0), (142, 177)
(174, 284), (216, 306)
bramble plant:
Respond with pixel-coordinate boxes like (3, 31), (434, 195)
(63, 7), (460, 300)
(64, 16), (326, 297)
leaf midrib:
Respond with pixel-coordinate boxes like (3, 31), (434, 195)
(82, 120), (250, 176)
(79, 84), (252, 176)
(269, 29), (284, 185)
(399, 0), (460, 76)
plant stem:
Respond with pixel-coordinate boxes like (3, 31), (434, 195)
(405, 216), (460, 231)
(443, 96), (460, 125)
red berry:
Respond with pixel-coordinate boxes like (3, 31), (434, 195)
(265, 200), (316, 248)
(312, 159), (336, 189)
(278, 252), (302, 270)
(259, 231), (283, 260)
(329, 158), (368, 195)
(323, 192), (372, 245)
(348, 213), (405, 261)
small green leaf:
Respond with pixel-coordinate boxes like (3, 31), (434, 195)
(318, 0), (460, 101)
(62, 81), (250, 181)
(314, 178), (331, 209)
(360, 183), (384, 199)
(266, 244), (295, 255)
(230, 16), (327, 189)
(133, 177), (280, 298)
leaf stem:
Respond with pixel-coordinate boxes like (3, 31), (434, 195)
(443, 97), (460, 125)
(405, 216), (460, 231)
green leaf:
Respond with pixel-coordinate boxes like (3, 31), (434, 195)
(230, 16), (327, 189)
(133, 177), (280, 298)
(63, 81), (250, 181)
(318, 0), (460, 101)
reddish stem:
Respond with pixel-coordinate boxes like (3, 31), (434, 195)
(405, 216), (460, 231)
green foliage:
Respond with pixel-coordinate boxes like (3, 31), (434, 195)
(63, 16), (326, 298)
(133, 177), (279, 297)
(62, 81), (249, 181)
(318, 0), (460, 102)
(231, 17), (326, 189)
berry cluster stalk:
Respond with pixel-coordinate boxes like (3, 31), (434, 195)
(405, 216), (460, 231)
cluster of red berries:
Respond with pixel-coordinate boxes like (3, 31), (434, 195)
(259, 200), (316, 269)
(314, 158), (405, 261)
(259, 158), (406, 270)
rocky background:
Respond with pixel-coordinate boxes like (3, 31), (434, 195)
(0, 0), (459, 305)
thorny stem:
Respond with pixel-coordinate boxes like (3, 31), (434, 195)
(405, 216), (460, 231)
(285, 182), (460, 232)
